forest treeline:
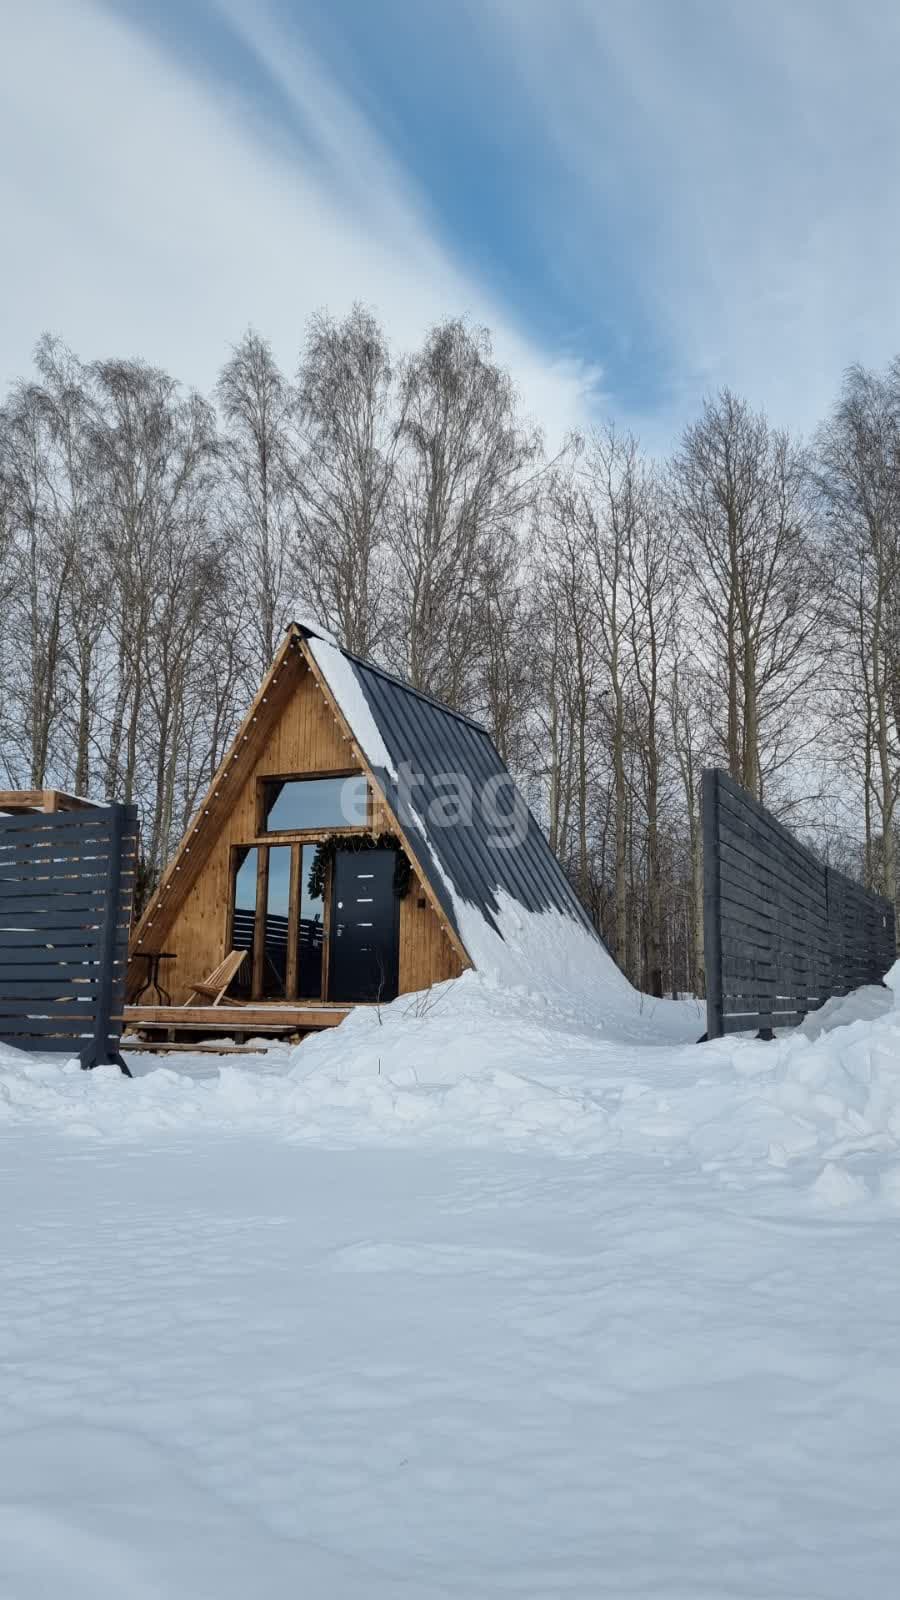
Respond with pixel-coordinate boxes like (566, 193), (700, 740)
(1, 313), (898, 996)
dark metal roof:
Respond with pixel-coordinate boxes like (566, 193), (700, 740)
(298, 626), (603, 954)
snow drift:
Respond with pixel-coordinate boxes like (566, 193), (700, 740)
(5, 968), (900, 1597)
(2, 966), (900, 1204)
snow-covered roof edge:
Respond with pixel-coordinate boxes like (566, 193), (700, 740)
(301, 625), (626, 993)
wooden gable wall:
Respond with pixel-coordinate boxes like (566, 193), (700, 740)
(131, 647), (463, 1003)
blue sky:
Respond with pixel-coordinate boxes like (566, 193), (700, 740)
(2, 0), (900, 447)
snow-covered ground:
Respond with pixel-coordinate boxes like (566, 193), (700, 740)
(3, 968), (900, 1596)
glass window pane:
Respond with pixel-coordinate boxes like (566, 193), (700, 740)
(298, 843), (324, 999)
(263, 775), (368, 832)
(231, 847), (258, 996)
(263, 846), (291, 998)
(232, 847), (258, 946)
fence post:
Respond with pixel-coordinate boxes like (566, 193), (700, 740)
(80, 803), (130, 1076)
(702, 770), (723, 1040)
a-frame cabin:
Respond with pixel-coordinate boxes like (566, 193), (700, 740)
(125, 623), (605, 1042)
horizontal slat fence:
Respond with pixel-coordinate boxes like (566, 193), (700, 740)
(0, 803), (139, 1069)
(703, 769), (896, 1038)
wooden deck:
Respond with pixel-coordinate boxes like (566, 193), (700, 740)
(123, 1002), (353, 1036)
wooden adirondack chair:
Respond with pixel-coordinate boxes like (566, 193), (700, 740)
(183, 949), (248, 1008)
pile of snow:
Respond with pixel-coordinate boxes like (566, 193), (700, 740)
(0, 1425), (392, 1600)
(4, 969), (900, 1205)
(797, 981), (895, 1037)
(426, 882), (636, 1006)
(5, 972), (900, 1595)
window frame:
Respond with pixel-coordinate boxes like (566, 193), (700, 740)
(255, 769), (370, 838)
(228, 837), (334, 1002)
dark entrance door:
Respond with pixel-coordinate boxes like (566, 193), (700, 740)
(329, 849), (400, 1003)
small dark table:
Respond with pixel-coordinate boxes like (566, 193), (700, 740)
(133, 951), (177, 1006)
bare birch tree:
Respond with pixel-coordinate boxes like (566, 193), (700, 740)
(818, 360), (900, 905)
(388, 319), (539, 710)
(672, 390), (826, 803)
(217, 330), (296, 681)
(294, 306), (398, 657)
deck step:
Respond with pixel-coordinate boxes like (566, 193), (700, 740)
(121, 1040), (263, 1055)
(124, 1003), (350, 1032)
(126, 1020), (297, 1035)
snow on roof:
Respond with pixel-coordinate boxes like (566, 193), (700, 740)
(305, 633), (397, 781)
(300, 624), (627, 993)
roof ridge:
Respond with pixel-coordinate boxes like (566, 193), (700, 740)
(292, 622), (490, 735)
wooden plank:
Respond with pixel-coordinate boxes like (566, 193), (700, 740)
(0, 857), (116, 883)
(0, 972), (100, 998)
(0, 1032), (94, 1050)
(0, 948), (104, 968)
(398, 869), (463, 991)
(124, 1003), (350, 1030)
(0, 872), (109, 895)
(0, 847), (127, 876)
(719, 900), (778, 944)
(242, 827), (369, 847)
(0, 958), (108, 981)
(121, 1040), (263, 1055)
(717, 794), (816, 870)
(718, 838), (824, 910)
(127, 1022), (296, 1036)
(718, 798), (824, 884)
(720, 1009), (807, 1033)
(717, 778), (823, 869)
(0, 1008), (102, 1024)
(43, 790), (102, 812)
(0, 799), (113, 823)
(0, 1015), (108, 1030)
(0, 790), (46, 812)
(0, 856), (135, 883)
(719, 829), (823, 904)
(0, 879), (109, 906)
(0, 789), (102, 815)
(0, 845), (120, 872)
(722, 986), (815, 1007)
(0, 929), (106, 951)
(0, 820), (121, 850)
(0, 908), (119, 931)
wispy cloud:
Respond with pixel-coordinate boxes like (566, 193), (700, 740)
(4, 0), (898, 451)
(0, 0), (602, 441)
(475, 0), (900, 442)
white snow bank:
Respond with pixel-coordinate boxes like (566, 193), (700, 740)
(0, 972), (695, 1153)
(0, 1425), (396, 1600)
(4, 972), (900, 1202)
(6, 976), (900, 1596)
(427, 880), (636, 1010)
(797, 983), (894, 1038)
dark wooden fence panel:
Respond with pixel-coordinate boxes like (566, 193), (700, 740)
(0, 803), (139, 1069)
(703, 769), (896, 1038)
